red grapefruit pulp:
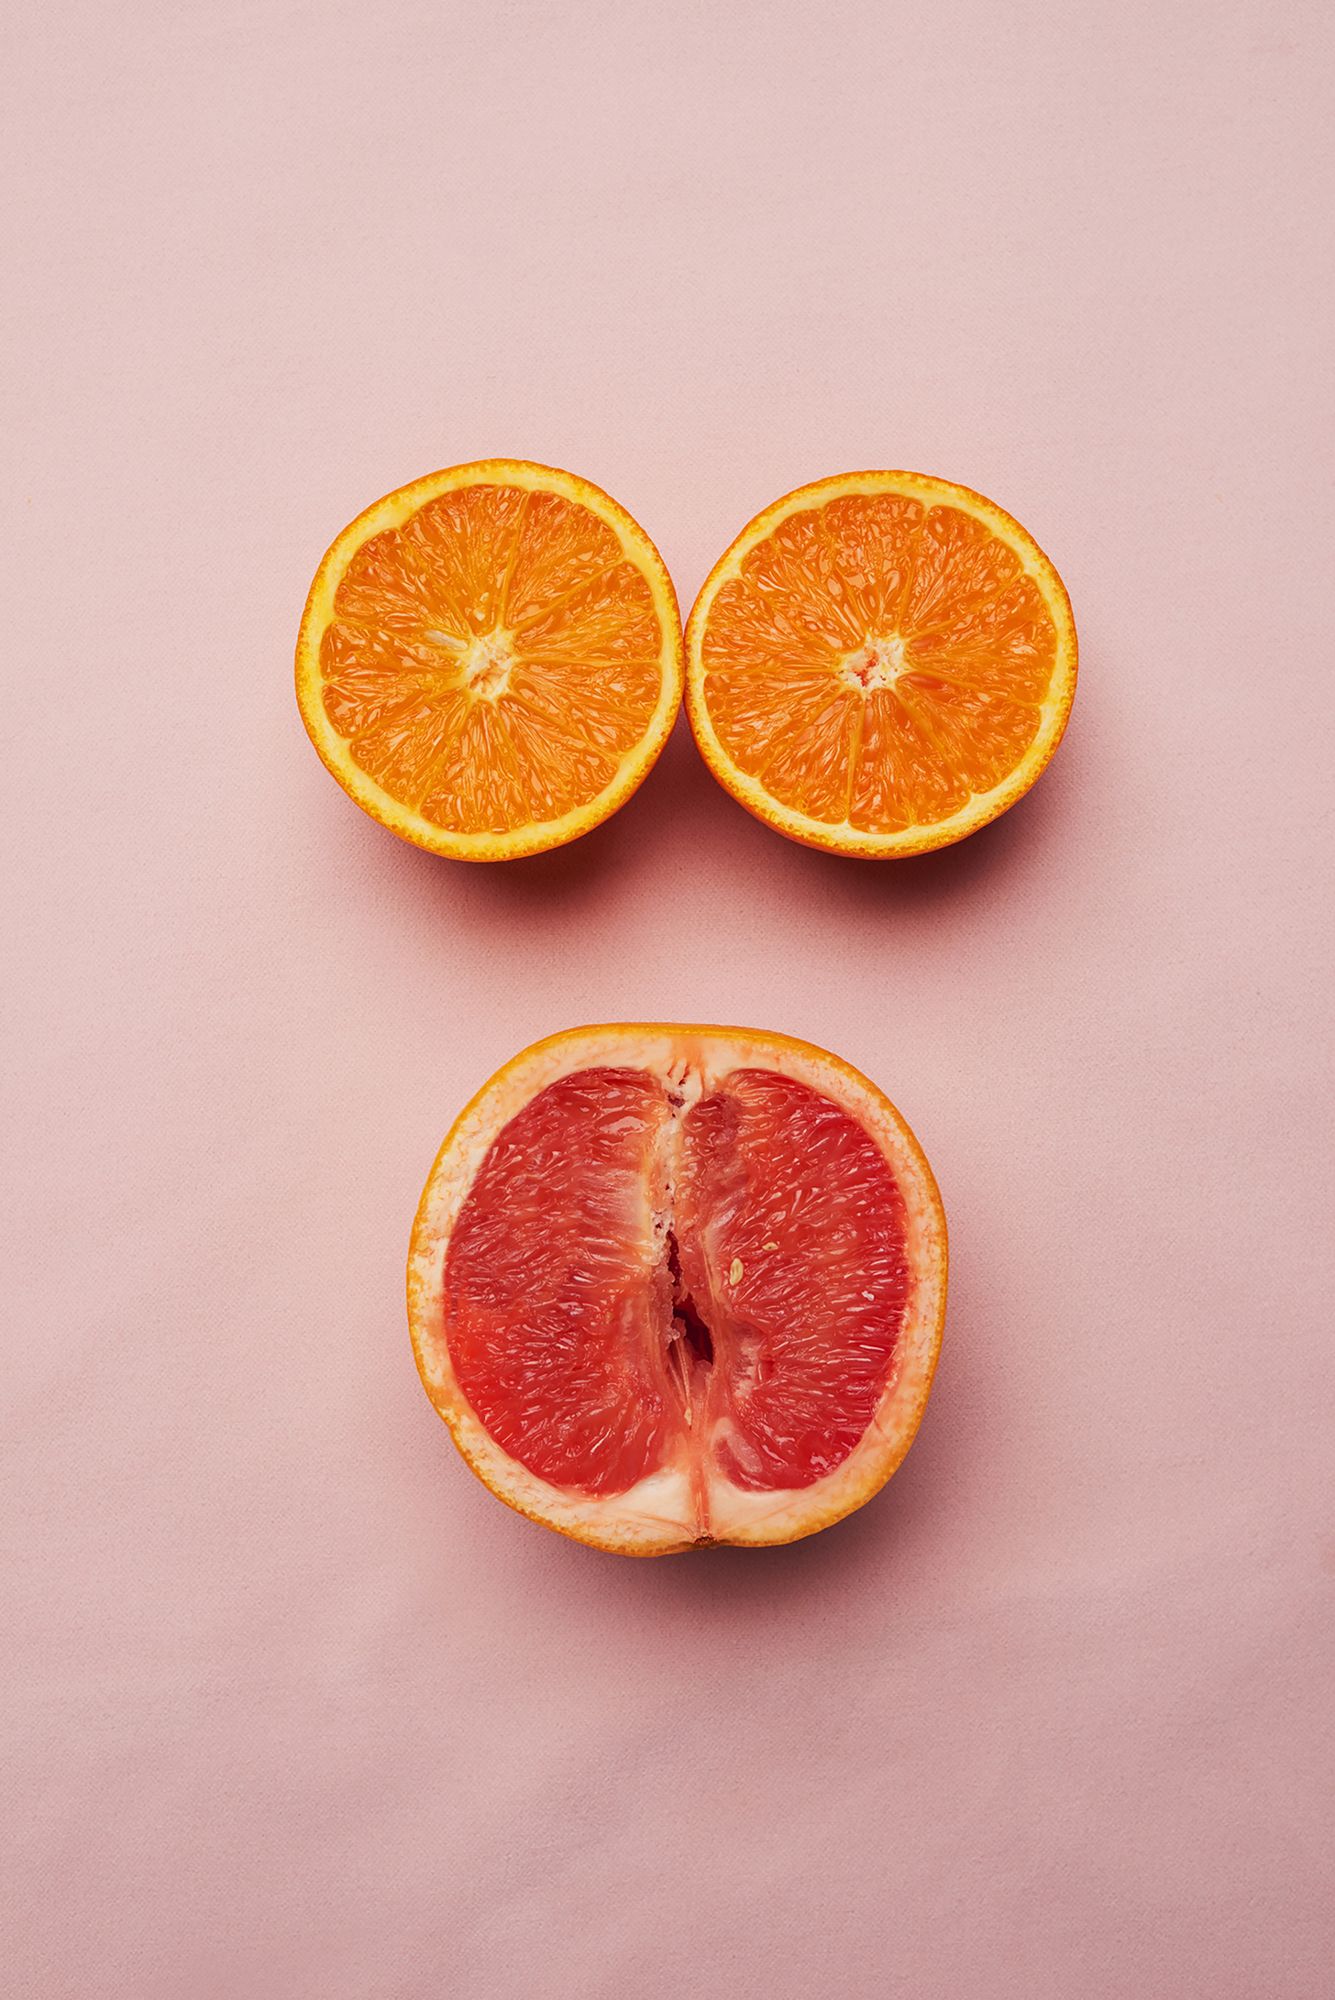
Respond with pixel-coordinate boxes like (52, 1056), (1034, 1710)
(409, 1026), (947, 1553)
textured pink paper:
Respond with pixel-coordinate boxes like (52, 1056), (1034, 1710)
(3, 3), (1333, 1995)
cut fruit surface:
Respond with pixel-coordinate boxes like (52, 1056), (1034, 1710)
(686, 471), (1077, 857)
(296, 461), (683, 860)
(409, 1025), (947, 1554)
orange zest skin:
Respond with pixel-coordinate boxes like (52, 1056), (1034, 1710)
(407, 1024), (948, 1556)
(685, 471), (1077, 857)
(296, 461), (684, 860)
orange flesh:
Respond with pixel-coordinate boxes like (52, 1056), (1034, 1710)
(317, 485), (664, 834)
(443, 1065), (910, 1497)
(700, 495), (1059, 830)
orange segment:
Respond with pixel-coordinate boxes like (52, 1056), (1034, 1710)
(296, 462), (683, 860)
(686, 471), (1077, 856)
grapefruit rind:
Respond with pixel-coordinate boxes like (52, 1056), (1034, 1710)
(296, 461), (685, 861)
(407, 1024), (948, 1555)
(685, 470), (1077, 858)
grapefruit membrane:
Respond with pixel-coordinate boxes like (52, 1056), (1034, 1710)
(409, 1026), (947, 1553)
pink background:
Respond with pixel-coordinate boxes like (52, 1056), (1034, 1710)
(4, 3), (1333, 1995)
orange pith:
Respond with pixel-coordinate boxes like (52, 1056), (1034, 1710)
(408, 1025), (947, 1556)
(296, 462), (684, 860)
(686, 471), (1077, 857)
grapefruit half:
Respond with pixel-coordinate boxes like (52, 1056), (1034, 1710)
(409, 1025), (947, 1554)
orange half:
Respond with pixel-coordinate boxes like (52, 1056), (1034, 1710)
(409, 1024), (947, 1555)
(686, 471), (1077, 856)
(297, 461), (684, 860)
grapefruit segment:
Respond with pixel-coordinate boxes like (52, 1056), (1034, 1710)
(409, 1026), (947, 1554)
(686, 471), (1077, 857)
(296, 462), (683, 860)
(676, 1069), (911, 1494)
(445, 1067), (673, 1496)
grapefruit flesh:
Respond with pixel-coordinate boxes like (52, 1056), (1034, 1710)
(411, 1026), (947, 1553)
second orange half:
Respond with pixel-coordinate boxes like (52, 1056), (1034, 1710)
(686, 471), (1077, 857)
